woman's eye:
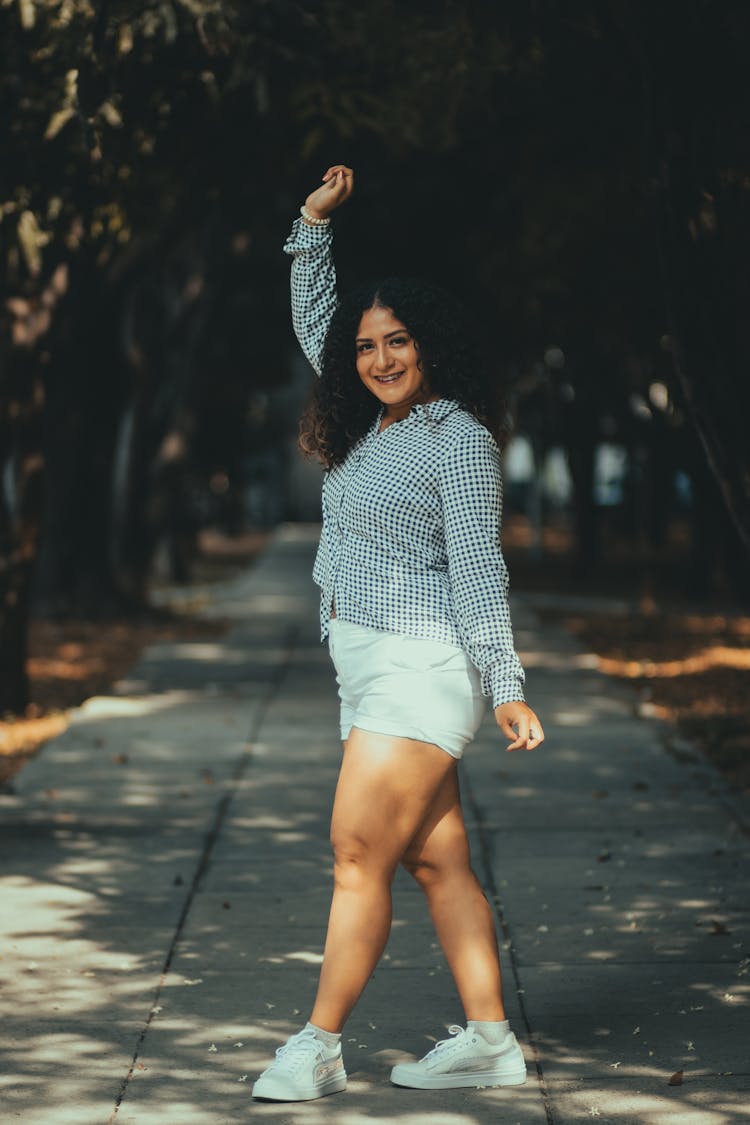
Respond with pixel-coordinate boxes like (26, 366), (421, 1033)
(356, 337), (408, 353)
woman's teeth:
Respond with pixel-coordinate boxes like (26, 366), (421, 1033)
(375, 372), (404, 384)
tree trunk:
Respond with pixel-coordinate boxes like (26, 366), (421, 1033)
(33, 256), (132, 617)
(0, 362), (46, 712)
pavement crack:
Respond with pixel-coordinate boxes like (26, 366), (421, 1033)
(108, 623), (299, 1122)
(463, 766), (556, 1125)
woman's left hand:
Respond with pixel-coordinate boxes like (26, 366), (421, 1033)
(494, 702), (545, 752)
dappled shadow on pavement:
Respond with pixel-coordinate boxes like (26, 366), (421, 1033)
(0, 528), (748, 1124)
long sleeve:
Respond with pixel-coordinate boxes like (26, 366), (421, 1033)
(282, 217), (338, 377)
(439, 426), (526, 707)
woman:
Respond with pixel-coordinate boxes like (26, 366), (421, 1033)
(252, 165), (545, 1102)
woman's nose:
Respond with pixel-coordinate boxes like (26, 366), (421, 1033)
(373, 346), (394, 371)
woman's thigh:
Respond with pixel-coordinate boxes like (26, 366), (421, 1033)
(330, 726), (458, 870)
(400, 768), (471, 878)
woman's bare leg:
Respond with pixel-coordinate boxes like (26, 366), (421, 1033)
(401, 769), (506, 1020)
(309, 727), (456, 1033)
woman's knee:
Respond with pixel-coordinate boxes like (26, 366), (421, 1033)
(330, 828), (392, 889)
(401, 852), (438, 888)
(401, 830), (471, 890)
(402, 850), (462, 890)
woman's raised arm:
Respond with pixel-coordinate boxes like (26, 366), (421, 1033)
(282, 165), (354, 377)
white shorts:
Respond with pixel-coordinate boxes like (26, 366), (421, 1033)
(327, 618), (486, 759)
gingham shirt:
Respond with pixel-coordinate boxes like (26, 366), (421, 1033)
(283, 217), (526, 707)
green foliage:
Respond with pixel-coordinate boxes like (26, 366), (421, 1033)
(0, 0), (746, 680)
(1, 0), (516, 287)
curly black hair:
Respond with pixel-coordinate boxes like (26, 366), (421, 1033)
(299, 276), (509, 468)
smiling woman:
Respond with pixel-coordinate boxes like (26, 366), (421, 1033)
(299, 259), (507, 467)
(250, 165), (545, 1104)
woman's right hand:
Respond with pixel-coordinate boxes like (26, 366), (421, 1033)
(304, 164), (354, 220)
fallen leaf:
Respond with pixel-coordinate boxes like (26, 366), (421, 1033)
(668, 1069), (683, 1086)
(597, 850), (612, 864)
(709, 919), (730, 935)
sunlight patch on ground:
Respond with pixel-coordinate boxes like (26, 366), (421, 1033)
(551, 709), (593, 725)
(598, 646), (750, 679)
(563, 1085), (750, 1124)
(77, 691), (201, 721)
(521, 649), (601, 670)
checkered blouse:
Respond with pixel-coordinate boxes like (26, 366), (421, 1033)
(283, 216), (526, 707)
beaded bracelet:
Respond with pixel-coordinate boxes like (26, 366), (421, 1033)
(300, 205), (331, 226)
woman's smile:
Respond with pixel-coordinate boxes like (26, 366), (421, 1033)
(373, 370), (405, 385)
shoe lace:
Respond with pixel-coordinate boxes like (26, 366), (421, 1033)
(272, 1028), (326, 1075)
(424, 1024), (470, 1061)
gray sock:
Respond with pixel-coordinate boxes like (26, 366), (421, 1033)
(467, 1019), (511, 1046)
(305, 1020), (341, 1049)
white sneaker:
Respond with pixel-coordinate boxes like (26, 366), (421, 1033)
(390, 1024), (527, 1090)
(252, 1027), (347, 1101)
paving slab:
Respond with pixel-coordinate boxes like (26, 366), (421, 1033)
(0, 523), (748, 1124)
(544, 1076), (750, 1124)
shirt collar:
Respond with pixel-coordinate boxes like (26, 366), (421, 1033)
(375, 398), (461, 429)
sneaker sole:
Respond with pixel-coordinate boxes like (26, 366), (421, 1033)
(251, 1072), (347, 1102)
(390, 1064), (526, 1090)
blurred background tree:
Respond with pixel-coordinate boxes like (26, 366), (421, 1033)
(1, 0), (748, 712)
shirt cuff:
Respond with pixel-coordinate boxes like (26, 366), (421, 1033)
(483, 665), (526, 708)
(282, 216), (333, 257)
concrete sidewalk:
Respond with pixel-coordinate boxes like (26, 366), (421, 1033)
(1, 525), (748, 1125)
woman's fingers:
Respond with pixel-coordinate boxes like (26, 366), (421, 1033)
(323, 164), (353, 181)
(322, 166), (354, 199)
(527, 718), (545, 749)
(508, 720), (529, 752)
(495, 704), (545, 752)
(497, 714), (525, 751)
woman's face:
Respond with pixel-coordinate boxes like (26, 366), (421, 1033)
(355, 305), (435, 415)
